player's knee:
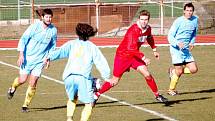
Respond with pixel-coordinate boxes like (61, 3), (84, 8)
(176, 69), (183, 76)
(18, 78), (26, 84)
(29, 81), (38, 87)
(145, 74), (152, 80)
(190, 66), (198, 74)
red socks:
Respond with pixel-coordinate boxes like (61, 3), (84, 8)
(95, 81), (113, 97)
(95, 76), (159, 98)
(145, 75), (159, 97)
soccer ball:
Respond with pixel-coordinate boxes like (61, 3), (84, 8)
(92, 78), (101, 92)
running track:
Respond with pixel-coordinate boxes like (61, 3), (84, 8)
(0, 35), (215, 48)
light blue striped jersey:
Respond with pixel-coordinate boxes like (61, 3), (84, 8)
(168, 16), (198, 49)
(17, 21), (57, 64)
(48, 39), (110, 81)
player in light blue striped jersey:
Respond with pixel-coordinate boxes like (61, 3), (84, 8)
(44, 23), (110, 121)
(167, 3), (198, 96)
(7, 8), (57, 112)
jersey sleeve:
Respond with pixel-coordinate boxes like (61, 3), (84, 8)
(48, 41), (72, 61)
(190, 17), (198, 44)
(146, 27), (156, 49)
(168, 18), (181, 47)
(49, 26), (58, 52)
(17, 23), (36, 52)
(92, 46), (110, 80)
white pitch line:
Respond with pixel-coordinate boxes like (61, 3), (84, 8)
(0, 60), (177, 121)
(0, 92), (65, 97)
(0, 61), (19, 69)
(5, 56), (17, 58)
(102, 94), (177, 121)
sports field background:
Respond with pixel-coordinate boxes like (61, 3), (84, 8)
(1, 0), (215, 121)
(1, 0), (214, 39)
(0, 45), (215, 121)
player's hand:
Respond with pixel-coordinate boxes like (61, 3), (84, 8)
(43, 58), (50, 69)
(17, 52), (24, 67)
(189, 44), (194, 51)
(178, 42), (184, 50)
(142, 57), (150, 66)
(153, 51), (160, 60)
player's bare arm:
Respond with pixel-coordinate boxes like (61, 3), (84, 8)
(43, 58), (50, 69)
(178, 42), (184, 49)
(142, 56), (151, 65)
(17, 51), (24, 67)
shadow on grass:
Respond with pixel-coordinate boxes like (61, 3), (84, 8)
(163, 96), (212, 107)
(29, 88), (215, 111)
(30, 105), (66, 112)
(179, 88), (215, 95)
(136, 96), (212, 107)
(96, 96), (212, 108)
(146, 118), (166, 121)
(30, 101), (118, 112)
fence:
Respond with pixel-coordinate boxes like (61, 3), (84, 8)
(0, 0), (214, 39)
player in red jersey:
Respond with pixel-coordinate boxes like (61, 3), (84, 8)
(93, 10), (168, 106)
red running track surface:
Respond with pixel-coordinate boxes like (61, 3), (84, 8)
(0, 35), (215, 48)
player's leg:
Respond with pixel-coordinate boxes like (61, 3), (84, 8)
(184, 61), (198, 74)
(168, 47), (184, 96)
(22, 64), (42, 112)
(65, 76), (77, 121)
(8, 61), (31, 99)
(67, 97), (78, 121)
(78, 77), (93, 120)
(133, 58), (159, 96)
(136, 65), (168, 103)
(94, 76), (119, 99)
(92, 77), (120, 107)
(168, 65), (183, 96)
(136, 65), (158, 95)
(94, 55), (128, 101)
(183, 47), (197, 74)
(8, 74), (28, 99)
(22, 75), (39, 112)
(132, 57), (168, 103)
(80, 103), (92, 121)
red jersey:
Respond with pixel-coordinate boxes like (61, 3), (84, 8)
(116, 24), (156, 59)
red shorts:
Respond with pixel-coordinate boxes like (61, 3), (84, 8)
(113, 55), (146, 77)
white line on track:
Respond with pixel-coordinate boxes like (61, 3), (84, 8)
(1, 43), (215, 50)
(0, 60), (178, 121)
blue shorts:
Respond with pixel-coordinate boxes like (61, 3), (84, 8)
(64, 75), (94, 103)
(170, 46), (194, 64)
(20, 62), (44, 77)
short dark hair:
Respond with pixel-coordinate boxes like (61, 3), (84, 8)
(42, 9), (53, 17)
(184, 3), (194, 11)
(139, 10), (150, 20)
(76, 23), (97, 41)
